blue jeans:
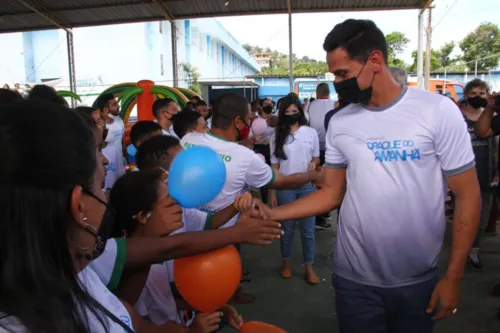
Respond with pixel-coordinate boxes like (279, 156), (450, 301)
(276, 182), (316, 264)
(333, 274), (438, 333)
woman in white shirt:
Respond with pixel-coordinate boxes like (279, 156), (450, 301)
(269, 94), (320, 285)
(0, 101), (184, 333)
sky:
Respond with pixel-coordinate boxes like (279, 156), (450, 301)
(217, 0), (499, 65)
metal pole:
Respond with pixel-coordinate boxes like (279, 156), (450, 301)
(474, 61), (478, 78)
(243, 76), (246, 99)
(424, 7), (432, 90)
(66, 29), (76, 108)
(288, 1), (293, 92)
(443, 67), (447, 95)
(417, 11), (424, 88)
(171, 21), (179, 87)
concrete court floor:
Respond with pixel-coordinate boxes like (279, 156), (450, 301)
(226, 211), (500, 333)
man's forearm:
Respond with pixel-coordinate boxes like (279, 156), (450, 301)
(446, 194), (481, 280)
(272, 185), (343, 221)
(269, 170), (317, 189)
(125, 228), (245, 267)
(475, 106), (494, 137)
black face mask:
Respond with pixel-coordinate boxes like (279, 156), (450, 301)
(80, 189), (116, 260)
(262, 105), (273, 114)
(334, 63), (374, 105)
(284, 113), (300, 125)
(467, 96), (488, 109)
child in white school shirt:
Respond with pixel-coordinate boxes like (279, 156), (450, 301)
(109, 169), (253, 331)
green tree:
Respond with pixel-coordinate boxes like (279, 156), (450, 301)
(437, 41), (456, 68)
(385, 31), (410, 67)
(408, 50), (441, 73)
(459, 22), (500, 71)
(181, 63), (201, 94)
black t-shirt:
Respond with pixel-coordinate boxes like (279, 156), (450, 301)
(490, 115), (500, 176)
(324, 104), (349, 132)
(465, 116), (495, 190)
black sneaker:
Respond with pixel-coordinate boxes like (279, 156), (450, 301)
(469, 256), (484, 271)
(315, 220), (332, 230)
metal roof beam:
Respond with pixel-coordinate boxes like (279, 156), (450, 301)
(152, 0), (175, 21)
(420, 0), (433, 12)
(2, 1), (150, 17)
(16, 0), (69, 31)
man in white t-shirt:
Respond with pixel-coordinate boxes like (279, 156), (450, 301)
(181, 92), (321, 230)
(263, 19), (481, 333)
(97, 93), (126, 191)
(308, 82), (336, 230)
(152, 98), (180, 138)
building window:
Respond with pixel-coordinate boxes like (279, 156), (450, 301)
(159, 21), (162, 33)
(184, 20), (191, 63)
(221, 46), (225, 76)
(206, 35), (211, 60)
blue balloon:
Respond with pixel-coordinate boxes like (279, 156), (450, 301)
(168, 146), (226, 208)
(127, 144), (137, 156)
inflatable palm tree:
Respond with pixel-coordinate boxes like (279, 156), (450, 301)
(92, 80), (199, 122)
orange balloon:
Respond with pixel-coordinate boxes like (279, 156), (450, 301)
(173, 245), (242, 312)
(241, 321), (288, 333)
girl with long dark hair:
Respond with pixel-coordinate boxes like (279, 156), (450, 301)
(269, 93), (321, 285)
(0, 101), (187, 333)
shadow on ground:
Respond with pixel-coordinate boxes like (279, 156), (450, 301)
(225, 211), (500, 333)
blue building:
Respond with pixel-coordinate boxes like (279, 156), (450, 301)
(0, 18), (260, 105)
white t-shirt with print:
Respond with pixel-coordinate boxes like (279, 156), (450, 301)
(0, 267), (134, 333)
(325, 86), (475, 288)
(103, 116), (126, 191)
(270, 126), (320, 175)
(180, 132), (274, 228)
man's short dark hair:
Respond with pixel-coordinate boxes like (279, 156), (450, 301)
(136, 135), (180, 170)
(212, 93), (249, 130)
(191, 96), (202, 103)
(130, 121), (162, 147)
(323, 19), (388, 64)
(260, 97), (272, 106)
(316, 83), (330, 97)
(196, 100), (207, 108)
(152, 98), (175, 119)
(172, 111), (203, 139)
(464, 79), (489, 95)
(96, 93), (115, 111)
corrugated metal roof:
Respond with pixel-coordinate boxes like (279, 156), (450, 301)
(0, 0), (427, 33)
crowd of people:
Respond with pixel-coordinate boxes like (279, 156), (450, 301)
(0, 18), (498, 333)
